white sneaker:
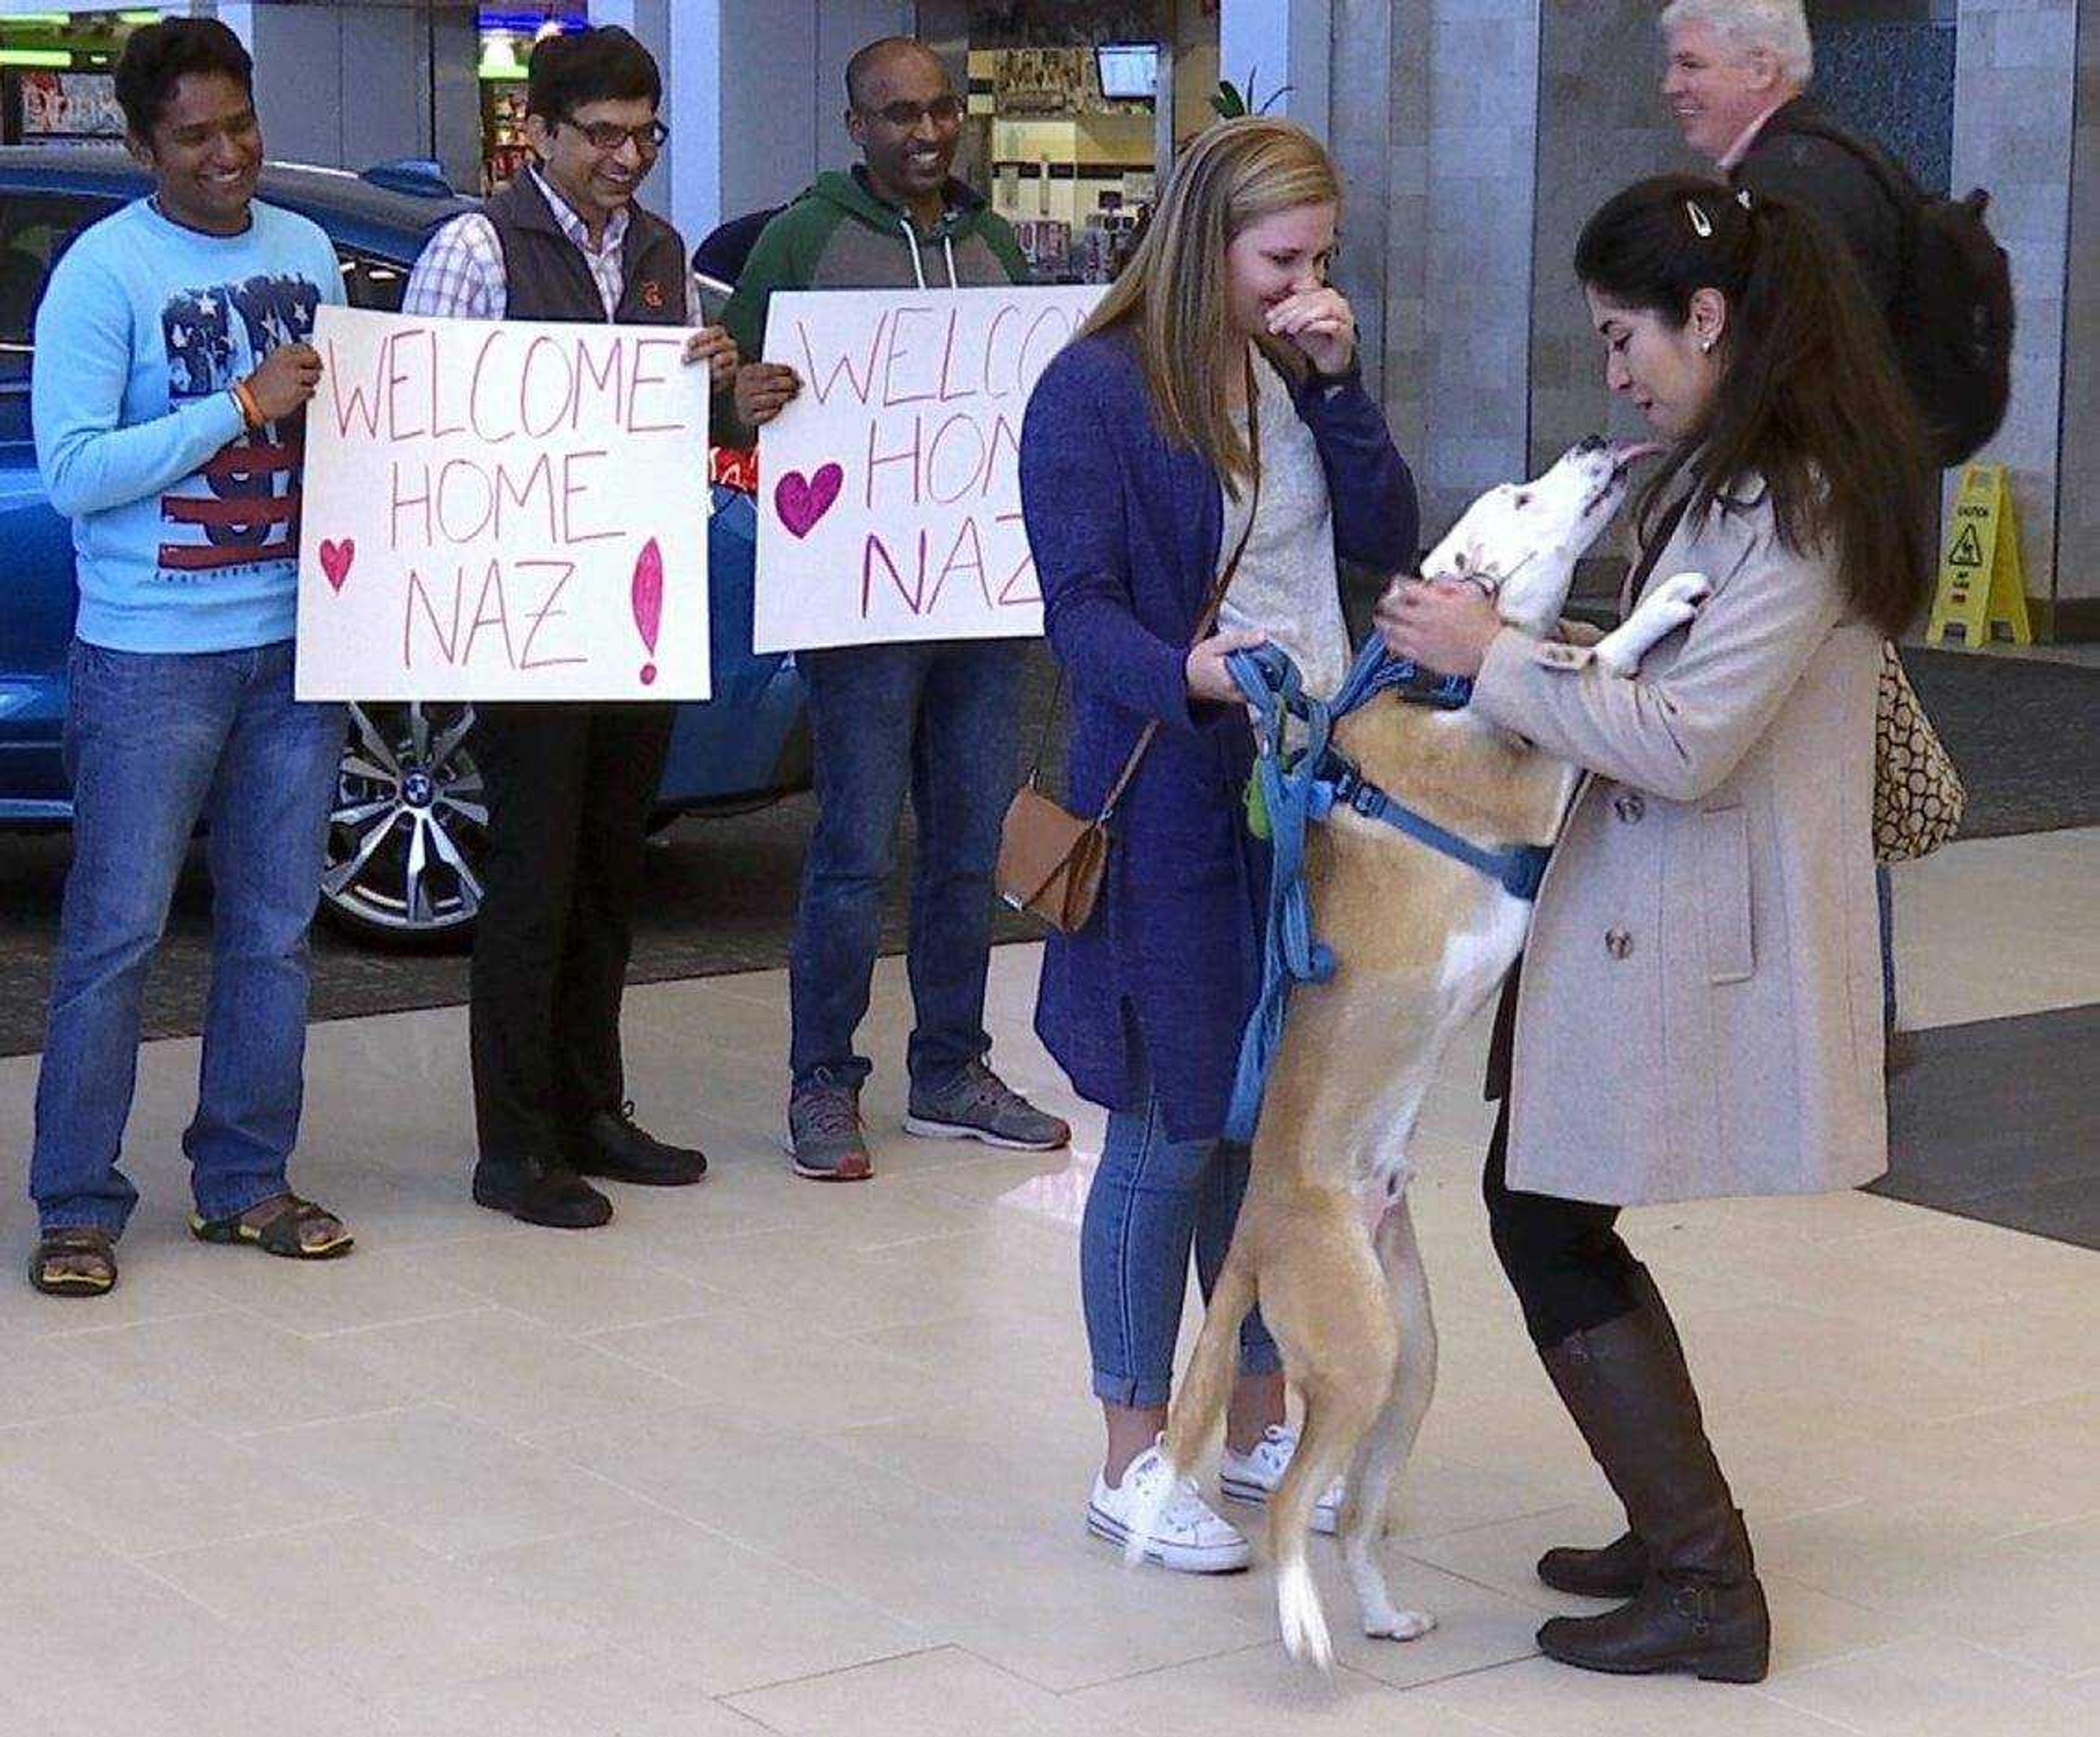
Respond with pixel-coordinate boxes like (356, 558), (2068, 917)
(1088, 1445), (1251, 1573)
(1218, 1425), (1344, 1536)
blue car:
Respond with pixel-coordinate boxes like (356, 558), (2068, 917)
(0, 148), (805, 944)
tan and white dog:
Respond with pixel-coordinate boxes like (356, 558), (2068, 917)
(1127, 437), (1712, 1666)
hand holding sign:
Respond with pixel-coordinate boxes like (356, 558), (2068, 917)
(737, 360), (801, 428)
(246, 340), (324, 422)
(752, 285), (1102, 653)
(683, 325), (739, 393)
(295, 305), (711, 702)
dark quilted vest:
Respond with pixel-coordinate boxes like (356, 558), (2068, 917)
(482, 171), (689, 327)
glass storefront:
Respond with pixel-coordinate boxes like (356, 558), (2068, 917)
(0, 9), (164, 147)
(477, 4), (586, 193)
(923, 1), (1221, 284)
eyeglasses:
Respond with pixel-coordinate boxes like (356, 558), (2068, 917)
(861, 95), (964, 130)
(559, 117), (670, 153)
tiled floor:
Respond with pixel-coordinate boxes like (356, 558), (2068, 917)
(0, 828), (2095, 1735)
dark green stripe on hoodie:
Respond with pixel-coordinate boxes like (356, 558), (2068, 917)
(722, 166), (1032, 366)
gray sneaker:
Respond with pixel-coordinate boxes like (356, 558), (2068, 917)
(905, 1062), (1071, 1152)
(787, 1082), (873, 1182)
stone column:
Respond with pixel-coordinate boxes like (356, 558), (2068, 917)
(1526, 2), (1683, 482)
(1323, 1), (1546, 543)
(1951, 0), (2081, 629)
(593, 0), (909, 248)
(2056, 0), (2100, 636)
(1221, 0), (1333, 138)
(220, 1), (477, 186)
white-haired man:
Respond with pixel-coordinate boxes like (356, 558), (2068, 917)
(1660, 0), (1901, 311)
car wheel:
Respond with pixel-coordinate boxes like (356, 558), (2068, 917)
(319, 702), (487, 947)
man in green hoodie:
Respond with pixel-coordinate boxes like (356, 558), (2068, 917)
(725, 37), (1070, 1182)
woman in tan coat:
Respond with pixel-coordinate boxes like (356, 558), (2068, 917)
(1378, 174), (1932, 1684)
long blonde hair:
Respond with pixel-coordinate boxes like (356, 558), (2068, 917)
(1081, 117), (1341, 496)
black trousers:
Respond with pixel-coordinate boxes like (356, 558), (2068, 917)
(1482, 1098), (1645, 1350)
(468, 701), (675, 1162)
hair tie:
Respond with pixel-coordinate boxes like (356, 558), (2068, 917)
(1685, 199), (1713, 238)
(1736, 188), (1754, 211)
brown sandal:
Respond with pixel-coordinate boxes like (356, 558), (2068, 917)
(189, 1194), (354, 1260)
(29, 1226), (118, 1297)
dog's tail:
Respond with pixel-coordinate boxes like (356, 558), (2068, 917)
(1121, 1239), (1258, 1568)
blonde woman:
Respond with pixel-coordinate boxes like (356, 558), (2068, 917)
(1018, 120), (1418, 1569)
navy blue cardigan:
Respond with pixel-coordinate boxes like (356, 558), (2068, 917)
(1018, 331), (1420, 1140)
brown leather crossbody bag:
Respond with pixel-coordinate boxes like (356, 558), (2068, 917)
(997, 357), (1263, 933)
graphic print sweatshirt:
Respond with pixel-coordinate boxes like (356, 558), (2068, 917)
(32, 196), (345, 652)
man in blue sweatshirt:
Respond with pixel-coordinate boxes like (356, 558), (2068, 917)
(26, 19), (354, 1296)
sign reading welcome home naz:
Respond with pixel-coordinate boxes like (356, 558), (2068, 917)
(295, 304), (710, 701)
(754, 285), (1102, 652)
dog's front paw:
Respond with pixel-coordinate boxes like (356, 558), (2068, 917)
(1363, 1606), (1437, 1642)
(1591, 634), (1646, 677)
(1649, 568), (1713, 614)
(1593, 569), (1712, 675)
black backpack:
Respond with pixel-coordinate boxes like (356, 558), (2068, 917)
(1765, 114), (2014, 469)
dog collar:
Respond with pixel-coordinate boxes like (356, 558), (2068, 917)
(1384, 659), (1475, 710)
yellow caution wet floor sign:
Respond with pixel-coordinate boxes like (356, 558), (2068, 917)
(1928, 463), (2034, 648)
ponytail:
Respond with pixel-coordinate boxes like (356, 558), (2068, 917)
(1577, 174), (1933, 637)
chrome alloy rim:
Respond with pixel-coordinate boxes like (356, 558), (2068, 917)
(322, 702), (487, 934)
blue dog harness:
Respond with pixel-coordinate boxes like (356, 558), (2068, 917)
(1222, 637), (1553, 1143)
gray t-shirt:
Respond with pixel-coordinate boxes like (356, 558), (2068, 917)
(1216, 350), (1350, 700)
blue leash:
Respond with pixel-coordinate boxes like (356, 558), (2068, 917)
(1222, 637), (1552, 1144)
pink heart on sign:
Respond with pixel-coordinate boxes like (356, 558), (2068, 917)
(319, 538), (355, 592)
(774, 463), (843, 539)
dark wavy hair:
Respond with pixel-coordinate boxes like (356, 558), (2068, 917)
(1575, 174), (1933, 637)
(114, 19), (253, 138)
(527, 26), (662, 123)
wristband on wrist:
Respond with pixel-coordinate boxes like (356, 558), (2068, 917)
(230, 377), (264, 430)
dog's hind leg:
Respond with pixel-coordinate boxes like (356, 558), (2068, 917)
(1272, 1340), (1394, 1668)
(1123, 1239), (1259, 1567)
(1260, 1208), (1400, 1669)
(1340, 1194), (1439, 1641)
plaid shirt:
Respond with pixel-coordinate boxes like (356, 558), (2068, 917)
(401, 167), (631, 320)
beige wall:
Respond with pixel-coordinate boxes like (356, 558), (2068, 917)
(2057, 0), (2100, 628)
(1950, 0), (2081, 621)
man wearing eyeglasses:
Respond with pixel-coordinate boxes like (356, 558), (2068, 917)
(402, 26), (732, 1229)
(724, 37), (1069, 1183)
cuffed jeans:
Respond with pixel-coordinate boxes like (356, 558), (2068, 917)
(1081, 1072), (1283, 1408)
(788, 638), (1025, 1093)
(31, 639), (343, 1234)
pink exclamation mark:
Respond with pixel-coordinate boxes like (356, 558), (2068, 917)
(631, 538), (663, 686)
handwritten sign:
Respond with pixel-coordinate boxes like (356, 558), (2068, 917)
(296, 304), (710, 701)
(754, 284), (1101, 652)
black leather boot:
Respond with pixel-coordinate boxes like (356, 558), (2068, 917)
(1538, 1527), (1649, 1599)
(1533, 1287), (1770, 1683)
(1534, 1265), (1677, 1599)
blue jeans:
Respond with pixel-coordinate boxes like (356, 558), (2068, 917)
(1081, 1082), (1283, 1408)
(788, 638), (1026, 1092)
(31, 639), (343, 1234)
